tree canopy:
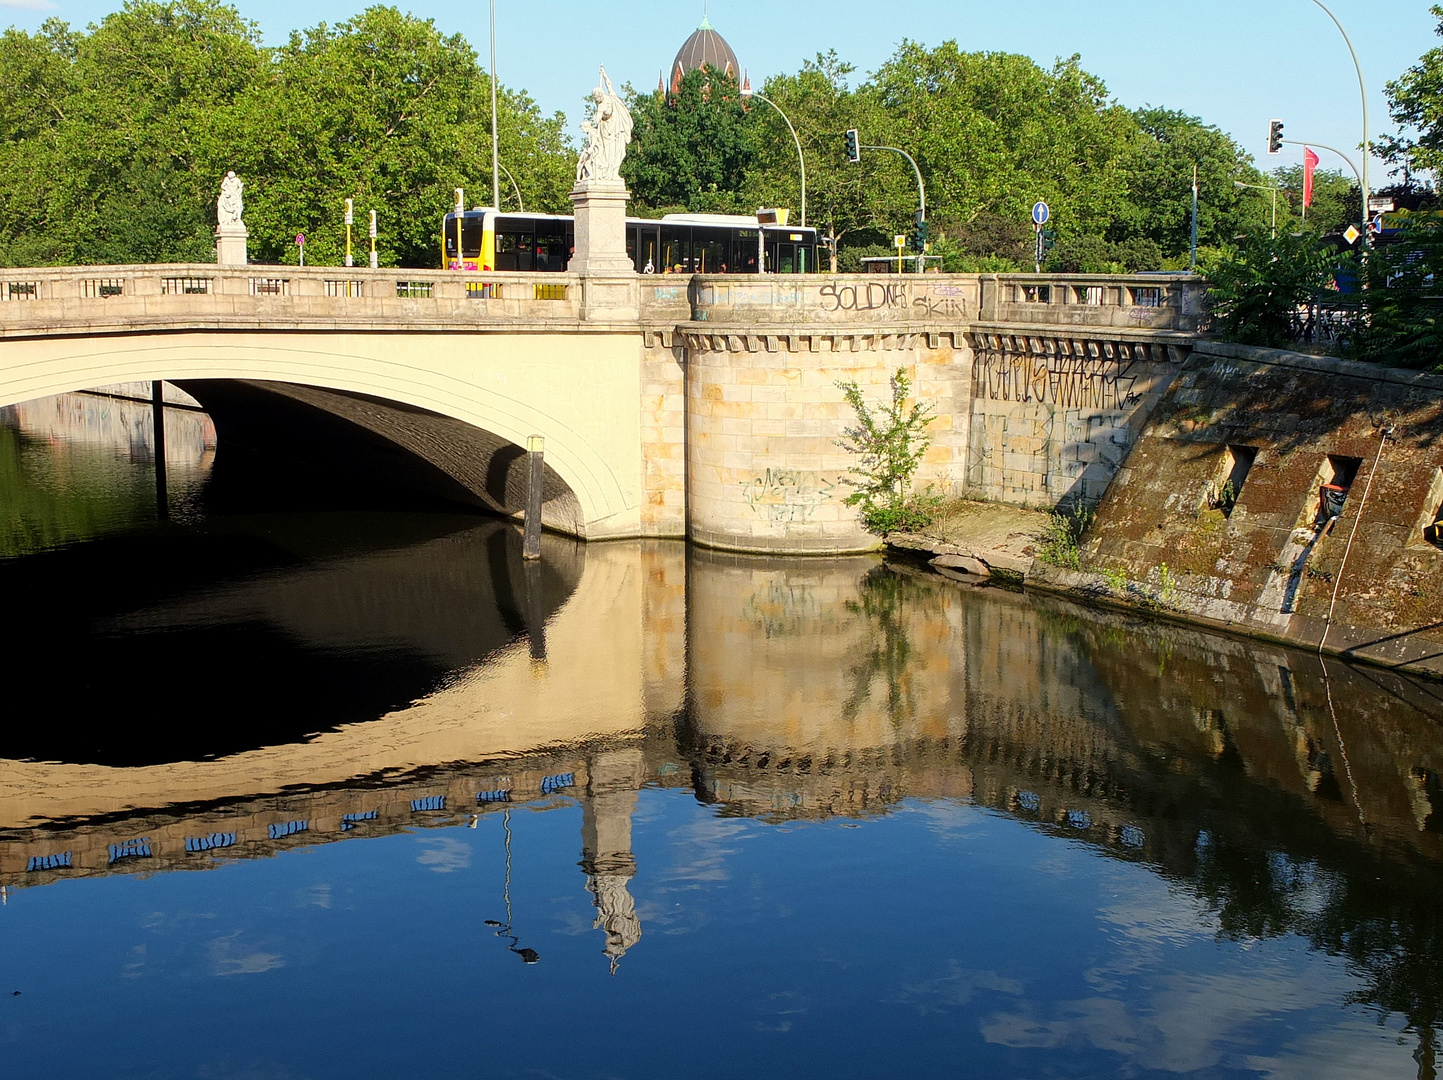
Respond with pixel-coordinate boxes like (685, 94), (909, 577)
(0, 0), (574, 267)
(1381, 4), (1443, 182)
(622, 40), (1278, 271)
(1, 9), (1420, 273)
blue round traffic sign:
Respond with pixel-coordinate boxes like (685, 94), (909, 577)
(1032, 201), (1050, 226)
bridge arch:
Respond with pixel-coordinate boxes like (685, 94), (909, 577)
(0, 329), (646, 538)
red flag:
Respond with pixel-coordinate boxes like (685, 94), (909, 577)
(1303, 147), (1320, 208)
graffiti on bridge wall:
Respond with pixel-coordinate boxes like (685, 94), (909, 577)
(973, 351), (1141, 411)
(911, 284), (966, 320)
(739, 469), (837, 524)
(817, 281), (970, 320)
(819, 282), (908, 313)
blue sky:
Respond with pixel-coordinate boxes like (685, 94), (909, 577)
(3, 0), (1437, 185)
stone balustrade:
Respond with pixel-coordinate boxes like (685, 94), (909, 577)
(0, 264), (598, 335)
(683, 272), (1205, 333)
(0, 264), (1205, 338)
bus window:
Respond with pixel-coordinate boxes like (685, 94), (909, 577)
(633, 225), (659, 272)
(496, 231), (533, 271)
(732, 231), (759, 274)
(695, 231), (728, 274)
(531, 218), (568, 271)
(535, 234), (567, 271)
(662, 236), (690, 274)
(776, 244), (796, 274)
(446, 217), (485, 266)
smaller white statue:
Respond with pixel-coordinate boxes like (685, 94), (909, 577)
(577, 66), (633, 183)
(217, 171), (244, 226)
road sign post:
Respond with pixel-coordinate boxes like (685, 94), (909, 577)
(1032, 202), (1050, 272)
(296, 233), (305, 267)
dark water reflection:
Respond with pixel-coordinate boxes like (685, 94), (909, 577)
(3, 397), (1443, 1078)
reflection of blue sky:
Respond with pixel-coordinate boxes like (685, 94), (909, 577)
(209, 932), (285, 977)
(0, 789), (1425, 1078)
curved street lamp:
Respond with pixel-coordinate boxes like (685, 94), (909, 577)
(498, 162), (524, 212)
(741, 86), (806, 228)
(1234, 179), (1281, 237)
(1307, 0), (1370, 246)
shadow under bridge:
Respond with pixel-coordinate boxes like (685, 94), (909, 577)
(179, 379), (583, 530)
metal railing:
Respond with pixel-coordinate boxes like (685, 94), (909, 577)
(1292, 300), (1359, 349)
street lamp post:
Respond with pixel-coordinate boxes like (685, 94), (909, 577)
(1307, 0), (1370, 247)
(489, 0), (500, 213)
(741, 87), (806, 229)
(1279, 138), (1366, 240)
(1234, 180), (1281, 237)
(862, 143), (927, 272)
(498, 162), (524, 212)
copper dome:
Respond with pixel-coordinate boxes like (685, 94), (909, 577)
(670, 16), (740, 84)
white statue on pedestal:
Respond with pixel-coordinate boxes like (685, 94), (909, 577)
(576, 66), (633, 183)
(217, 171), (244, 226)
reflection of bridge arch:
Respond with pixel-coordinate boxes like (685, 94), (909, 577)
(0, 330), (644, 538)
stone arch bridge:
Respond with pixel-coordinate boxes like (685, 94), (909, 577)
(0, 264), (1202, 552)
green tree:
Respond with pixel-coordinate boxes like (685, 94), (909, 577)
(0, 21), (78, 266)
(622, 67), (756, 213)
(0, 0), (264, 265)
(1051, 234), (1163, 273)
(835, 369), (938, 534)
(0, 2), (574, 269)
(1269, 164), (1359, 236)
(866, 45), (1138, 253)
(741, 52), (890, 270)
(1206, 232), (1340, 348)
(1379, 4), (1443, 180)
(1114, 107), (1271, 257)
(1354, 219), (1443, 370)
(65, 0), (267, 262)
(225, 6), (573, 267)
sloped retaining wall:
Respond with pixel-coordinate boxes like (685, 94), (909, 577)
(1034, 340), (1443, 678)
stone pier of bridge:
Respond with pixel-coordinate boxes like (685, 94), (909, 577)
(0, 265), (1203, 553)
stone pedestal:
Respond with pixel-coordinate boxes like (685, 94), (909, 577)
(215, 224), (248, 266)
(568, 179), (633, 273)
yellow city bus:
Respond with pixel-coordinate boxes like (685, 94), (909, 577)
(442, 209), (819, 274)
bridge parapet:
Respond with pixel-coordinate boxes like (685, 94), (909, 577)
(677, 272), (1203, 333)
(0, 263), (642, 335)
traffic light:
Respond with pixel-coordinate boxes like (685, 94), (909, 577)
(912, 213), (928, 252)
(1040, 227), (1057, 252)
(844, 128), (861, 164)
(1268, 119), (1284, 155)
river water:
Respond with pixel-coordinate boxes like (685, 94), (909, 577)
(3, 392), (1443, 1079)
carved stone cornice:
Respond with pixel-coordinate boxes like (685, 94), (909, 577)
(667, 322), (971, 354)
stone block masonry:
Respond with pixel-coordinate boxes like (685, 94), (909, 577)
(0, 264), (1203, 555)
(1074, 340), (1443, 677)
(963, 331), (1188, 509)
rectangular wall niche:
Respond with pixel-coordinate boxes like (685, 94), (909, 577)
(1304, 454), (1363, 527)
(1203, 445), (1257, 517)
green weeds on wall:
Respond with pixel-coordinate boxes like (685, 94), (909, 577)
(835, 369), (940, 535)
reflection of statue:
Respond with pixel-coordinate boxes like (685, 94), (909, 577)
(576, 65), (633, 183)
(587, 873), (642, 975)
(217, 171), (244, 226)
(580, 748), (645, 973)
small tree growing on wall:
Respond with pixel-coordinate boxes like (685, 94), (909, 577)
(835, 369), (939, 534)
